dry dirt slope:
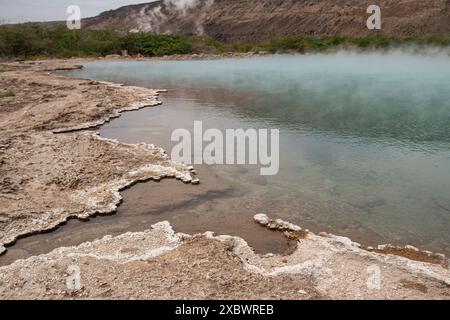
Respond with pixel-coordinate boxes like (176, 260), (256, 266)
(82, 0), (450, 41)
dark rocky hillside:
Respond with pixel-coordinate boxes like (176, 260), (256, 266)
(81, 0), (450, 41)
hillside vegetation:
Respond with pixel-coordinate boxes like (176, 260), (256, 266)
(0, 24), (449, 59)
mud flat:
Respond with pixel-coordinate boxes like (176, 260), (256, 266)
(0, 60), (449, 300)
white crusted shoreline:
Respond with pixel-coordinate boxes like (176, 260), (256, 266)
(0, 215), (448, 300)
(0, 61), (197, 256)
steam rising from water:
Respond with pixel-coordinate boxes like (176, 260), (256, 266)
(70, 52), (450, 255)
(130, 0), (214, 35)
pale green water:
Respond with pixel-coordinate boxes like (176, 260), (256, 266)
(68, 53), (450, 254)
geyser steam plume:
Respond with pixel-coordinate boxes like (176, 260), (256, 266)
(130, 0), (215, 35)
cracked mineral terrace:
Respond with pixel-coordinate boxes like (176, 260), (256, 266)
(0, 60), (449, 300)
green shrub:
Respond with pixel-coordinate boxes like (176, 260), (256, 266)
(0, 90), (15, 98)
(0, 23), (449, 59)
(121, 33), (193, 56)
(0, 24), (193, 58)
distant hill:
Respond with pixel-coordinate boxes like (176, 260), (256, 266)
(80, 0), (450, 42)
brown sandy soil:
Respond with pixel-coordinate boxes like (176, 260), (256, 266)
(0, 60), (195, 255)
(368, 246), (449, 269)
(0, 59), (449, 300)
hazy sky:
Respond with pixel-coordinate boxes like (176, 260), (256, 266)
(0, 0), (152, 23)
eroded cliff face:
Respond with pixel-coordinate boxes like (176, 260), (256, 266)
(82, 0), (450, 41)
